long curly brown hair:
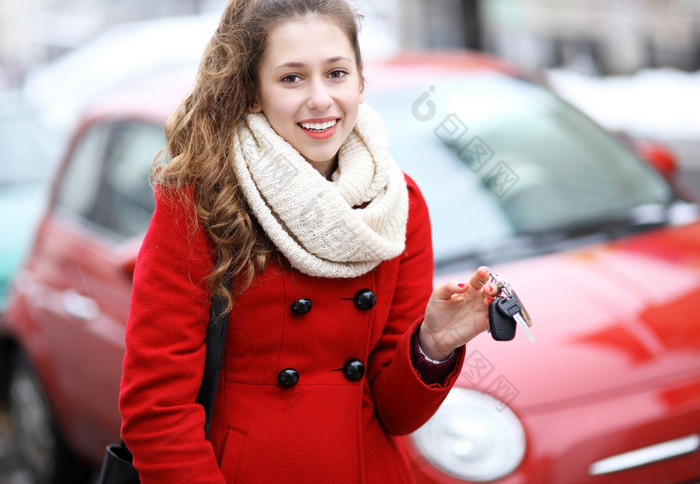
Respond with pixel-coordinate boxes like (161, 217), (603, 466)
(152, 0), (364, 310)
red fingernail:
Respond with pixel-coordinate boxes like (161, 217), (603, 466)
(487, 298), (495, 303)
(458, 283), (465, 288)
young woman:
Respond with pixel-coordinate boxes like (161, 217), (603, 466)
(118, 0), (498, 482)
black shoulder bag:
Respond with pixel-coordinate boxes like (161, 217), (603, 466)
(97, 284), (231, 484)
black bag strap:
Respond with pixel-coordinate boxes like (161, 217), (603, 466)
(196, 278), (232, 438)
(101, 283), (232, 483)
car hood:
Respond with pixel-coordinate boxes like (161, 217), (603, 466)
(443, 221), (700, 413)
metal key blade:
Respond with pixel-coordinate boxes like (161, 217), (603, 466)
(511, 288), (533, 327)
(513, 312), (536, 344)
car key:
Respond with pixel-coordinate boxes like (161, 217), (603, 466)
(486, 268), (536, 343)
(489, 296), (518, 341)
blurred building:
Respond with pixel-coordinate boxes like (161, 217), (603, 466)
(2, 0), (700, 88)
(480, 0), (700, 75)
(399, 0), (700, 75)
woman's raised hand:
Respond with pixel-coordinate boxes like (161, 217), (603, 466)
(419, 266), (499, 361)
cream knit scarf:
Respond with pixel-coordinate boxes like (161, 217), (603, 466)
(231, 104), (409, 279)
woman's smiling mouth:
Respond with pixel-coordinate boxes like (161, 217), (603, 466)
(299, 119), (338, 131)
(298, 119), (339, 139)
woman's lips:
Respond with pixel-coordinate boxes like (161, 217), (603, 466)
(298, 118), (339, 139)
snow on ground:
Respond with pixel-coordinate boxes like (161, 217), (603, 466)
(546, 68), (700, 142)
(546, 67), (700, 171)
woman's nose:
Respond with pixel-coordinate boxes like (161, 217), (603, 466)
(306, 80), (333, 110)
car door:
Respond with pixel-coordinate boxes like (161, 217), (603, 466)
(31, 118), (163, 462)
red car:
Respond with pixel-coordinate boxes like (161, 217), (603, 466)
(2, 52), (700, 483)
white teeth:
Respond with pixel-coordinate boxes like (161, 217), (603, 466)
(300, 120), (337, 131)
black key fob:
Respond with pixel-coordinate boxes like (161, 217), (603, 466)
(488, 298), (517, 341)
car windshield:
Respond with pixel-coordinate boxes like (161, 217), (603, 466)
(0, 97), (62, 185)
(368, 71), (673, 267)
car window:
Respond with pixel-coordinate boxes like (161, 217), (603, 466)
(55, 123), (111, 222)
(55, 120), (164, 241)
(91, 121), (164, 240)
(368, 72), (673, 266)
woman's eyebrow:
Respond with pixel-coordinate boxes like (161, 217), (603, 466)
(273, 56), (353, 71)
(325, 56), (352, 64)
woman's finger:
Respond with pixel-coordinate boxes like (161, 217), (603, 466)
(432, 280), (467, 300)
(469, 266), (490, 290)
(483, 283), (499, 297)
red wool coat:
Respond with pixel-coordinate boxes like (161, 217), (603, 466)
(119, 175), (465, 483)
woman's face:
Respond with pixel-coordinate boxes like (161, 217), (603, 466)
(251, 15), (364, 176)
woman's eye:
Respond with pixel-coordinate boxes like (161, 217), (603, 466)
(329, 70), (348, 79)
(281, 74), (301, 83)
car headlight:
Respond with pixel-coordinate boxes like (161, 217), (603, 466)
(410, 388), (526, 481)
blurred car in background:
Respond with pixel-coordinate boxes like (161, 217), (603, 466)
(21, 13), (218, 139)
(2, 52), (700, 484)
(0, 92), (62, 311)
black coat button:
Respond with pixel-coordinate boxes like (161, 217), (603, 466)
(353, 289), (376, 310)
(343, 359), (365, 382)
(291, 298), (312, 315)
(278, 368), (300, 387)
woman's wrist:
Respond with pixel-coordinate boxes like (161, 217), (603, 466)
(417, 342), (454, 364)
(418, 324), (454, 362)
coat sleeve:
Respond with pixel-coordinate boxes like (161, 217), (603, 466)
(367, 174), (465, 436)
(118, 186), (226, 484)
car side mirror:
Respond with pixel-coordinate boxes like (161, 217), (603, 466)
(116, 237), (143, 277)
(120, 254), (138, 278)
(635, 139), (678, 179)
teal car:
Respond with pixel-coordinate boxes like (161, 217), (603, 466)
(0, 93), (62, 309)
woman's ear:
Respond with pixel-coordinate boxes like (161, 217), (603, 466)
(249, 89), (262, 113)
(249, 100), (262, 114)
(359, 63), (365, 104)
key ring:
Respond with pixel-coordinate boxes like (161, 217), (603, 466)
(484, 267), (512, 298)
